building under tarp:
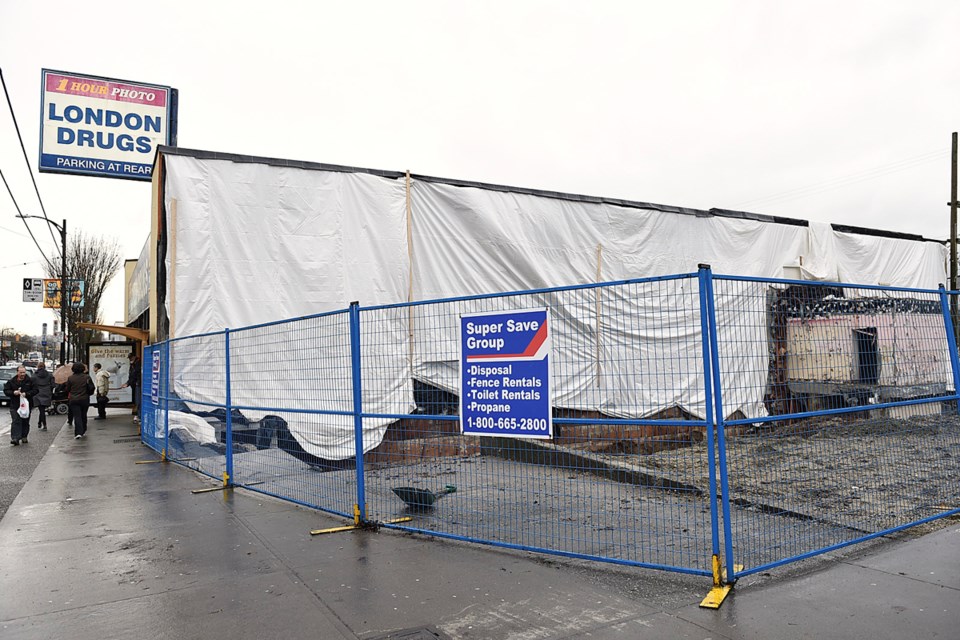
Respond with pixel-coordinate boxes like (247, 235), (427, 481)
(135, 146), (950, 460)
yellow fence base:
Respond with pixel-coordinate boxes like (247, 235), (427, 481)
(700, 584), (734, 609)
(699, 555), (742, 609)
(310, 516), (413, 536)
(190, 478), (264, 495)
(191, 485), (231, 494)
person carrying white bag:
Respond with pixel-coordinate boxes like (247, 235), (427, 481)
(3, 366), (37, 446)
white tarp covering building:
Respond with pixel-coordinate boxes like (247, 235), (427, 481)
(146, 146), (949, 459)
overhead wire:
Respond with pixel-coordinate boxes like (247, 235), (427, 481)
(0, 67), (61, 254)
(0, 222), (31, 239)
(0, 259), (40, 270)
(0, 165), (57, 273)
(731, 148), (949, 210)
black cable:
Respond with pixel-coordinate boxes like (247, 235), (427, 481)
(0, 165), (57, 273)
(0, 67), (60, 254)
(0, 260), (40, 270)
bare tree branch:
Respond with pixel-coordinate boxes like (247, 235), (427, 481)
(43, 231), (122, 359)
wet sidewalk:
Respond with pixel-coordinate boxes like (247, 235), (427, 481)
(0, 412), (957, 639)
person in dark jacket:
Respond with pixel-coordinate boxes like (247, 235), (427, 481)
(32, 361), (54, 430)
(121, 351), (141, 423)
(66, 362), (94, 439)
(3, 366), (36, 445)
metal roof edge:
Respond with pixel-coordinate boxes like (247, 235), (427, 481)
(155, 146), (945, 244)
(155, 146), (406, 180)
(408, 172), (705, 216)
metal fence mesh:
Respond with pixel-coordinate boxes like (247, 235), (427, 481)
(360, 277), (715, 573)
(227, 312), (356, 517)
(140, 271), (960, 581)
(164, 332), (227, 482)
(712, 277), (960, 575)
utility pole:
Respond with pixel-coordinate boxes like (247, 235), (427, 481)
(16, 215), (67, 364)
(952, 133), (958, 339)
(60, 218), (67, 365)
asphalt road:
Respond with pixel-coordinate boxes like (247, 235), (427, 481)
(0, 408), (67, 521)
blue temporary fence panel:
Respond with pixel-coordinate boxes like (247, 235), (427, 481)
(709, 274), (960, 579)
(358, 275), (716, 575)
(140, 344), (163, 453)
(138, 269), (960, 584)
(226, 309), (357, 519)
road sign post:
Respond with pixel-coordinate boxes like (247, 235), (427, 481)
(22, 278), (43, 303)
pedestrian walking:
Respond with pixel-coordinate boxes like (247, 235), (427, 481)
(93, 363), (111, 420)
(120, 351), (141, 424)
(66, 362), (95, 439)
(32, 361), (54, 430)
(3, 366), (36, 445)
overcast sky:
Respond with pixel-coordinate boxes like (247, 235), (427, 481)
(1, 1), (959, 337)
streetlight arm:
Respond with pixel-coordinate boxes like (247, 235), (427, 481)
(16, 214), (63, 234)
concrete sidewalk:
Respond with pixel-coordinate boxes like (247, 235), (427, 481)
(0, 413), (957, 639)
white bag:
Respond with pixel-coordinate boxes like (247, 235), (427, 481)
(17, 394), (30, 419)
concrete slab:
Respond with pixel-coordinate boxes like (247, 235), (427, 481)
(851, 525), (960, 590)
(0, 570), (355, 640)
(0, 515), (287, 619)
(1, 412), (958, 639)
(234, 507), (705, 639)
(674, 557), (959, 639)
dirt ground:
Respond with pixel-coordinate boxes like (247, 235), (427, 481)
(179, 409), (960, 573)
(640, 413), (960, 535)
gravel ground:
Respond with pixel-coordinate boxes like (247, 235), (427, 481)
(641, 414), (960, 531)
(173, 411), (960, 574)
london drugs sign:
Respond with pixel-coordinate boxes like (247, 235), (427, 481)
(39, 69), (178, 181)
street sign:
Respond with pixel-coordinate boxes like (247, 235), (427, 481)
(41, 322), (47, 347)
(460, 308), (552, 439)
(22, 278), (43, 302)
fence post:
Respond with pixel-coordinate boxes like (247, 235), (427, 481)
(224, 328), (234, 487)
(703, 267), (737, 590)
(937, 285), (960, 413)
(697, 266), (722, 566)
(139, 345), (149, 441)
(163, 340), (170, 461)
(349, 302), (367, 525)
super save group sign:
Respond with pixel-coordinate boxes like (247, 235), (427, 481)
(460, 308), (552, 439)
(39, 69), (178, 180)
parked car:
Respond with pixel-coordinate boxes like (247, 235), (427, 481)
(0, 366), (17, 407)
(22, 352), (42, 368)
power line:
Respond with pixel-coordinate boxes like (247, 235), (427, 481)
(0, 165), (57, 272)
(733, 149), (947, 208)
(731, 148), (949, 210)
(0, 259), (40, 270)
(0, 223), (31, 238)
(0, 67), (60, 254)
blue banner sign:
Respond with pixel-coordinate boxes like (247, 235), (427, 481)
(460, 308), (552, 439)
(151, 349), (161, 406)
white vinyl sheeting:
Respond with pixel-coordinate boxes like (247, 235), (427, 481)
(163, 156), (411, 458)
(161, 154), (948, 458)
